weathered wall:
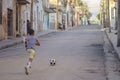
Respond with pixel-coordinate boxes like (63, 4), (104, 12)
(50, 22), (55, 29)
(0, 0), (16, 40)
(109, 0), (115, 29)
(0, 25), (5, 40)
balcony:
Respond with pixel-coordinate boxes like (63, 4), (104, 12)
(42, 0), (55, 13)
(43, 7), (55, 13)
(49, 4), (56, 9)
(17, 0), (30, 5)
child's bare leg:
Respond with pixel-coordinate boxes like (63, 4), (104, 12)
(27, 58), (33, 68)
(26, 49), (35, 68)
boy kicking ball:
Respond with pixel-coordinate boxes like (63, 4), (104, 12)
(25, 29), (40, 75)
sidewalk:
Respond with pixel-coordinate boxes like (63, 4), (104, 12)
(0, 26), (75, 50)
(105, 29), (120, 59)
(0, 30), (56, 50)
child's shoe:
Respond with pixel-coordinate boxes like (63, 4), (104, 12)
(25, 67), (29, 75)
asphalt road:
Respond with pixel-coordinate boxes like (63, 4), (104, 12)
(0, 25), (106, 80)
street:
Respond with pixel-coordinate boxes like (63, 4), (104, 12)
(0, 25), (114, 80)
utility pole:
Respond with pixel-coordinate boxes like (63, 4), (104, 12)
(102, 0), (106, 28)
(115, 0), (118, 30)
(30, 0), (33, 29)
(106, 0), (111, 32)
(117, 0), (120, 46)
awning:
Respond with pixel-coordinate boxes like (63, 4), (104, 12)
(17, 0), (30, 5)
(44, 8), (55, 13)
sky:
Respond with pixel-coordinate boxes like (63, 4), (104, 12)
(81, 0), (101, 20)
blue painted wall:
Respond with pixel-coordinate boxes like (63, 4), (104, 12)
(43, 12), (49, 30)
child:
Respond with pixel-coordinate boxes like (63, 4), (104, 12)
(25, 29), (40, 75)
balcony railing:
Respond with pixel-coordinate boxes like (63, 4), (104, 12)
(17, 0), (30, 4)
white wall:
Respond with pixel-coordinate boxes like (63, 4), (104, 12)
(33, 0), (43, 32)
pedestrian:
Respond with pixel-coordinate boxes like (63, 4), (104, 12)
(24, 29), (40, 75)
(63, 20), (65, 30)
(27, 20), (31, 35)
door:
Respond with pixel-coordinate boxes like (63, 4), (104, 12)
(7, 8), (13, 37)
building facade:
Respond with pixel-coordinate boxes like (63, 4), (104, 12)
(32, 0), (44, 32)
(0, 0), (88, 41)
(43, 0), (56, 30)
(109, 0), (116, 29)
(0, 0), (16, 40)
(16, 0), (30, 36)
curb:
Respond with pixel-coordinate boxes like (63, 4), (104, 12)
(0, 40), (22, 50)
(104, 31), (120, 60)
(104, 31), (120, 80)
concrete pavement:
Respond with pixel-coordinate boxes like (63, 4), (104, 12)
(0, 25), (107, 80)
(0, 25), (120, 80)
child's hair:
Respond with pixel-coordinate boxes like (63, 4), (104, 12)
(29, 29), (34, 35)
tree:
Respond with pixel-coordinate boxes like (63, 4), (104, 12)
(62, 0), (67, 7)
(96, 13), (100, 20)
(80, 2), (89, 18)
(106, 0), (111, 32)
(100, 0), (106, 27)
(78, 0), (83, 6)
(86, 12), (92, 19)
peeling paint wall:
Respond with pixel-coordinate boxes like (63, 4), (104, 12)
(0, 0), (16, 40)
(33, 0), (44, 32)
(0, 25), (5, 40)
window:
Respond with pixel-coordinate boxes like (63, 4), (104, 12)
(0, 0), (2, 24)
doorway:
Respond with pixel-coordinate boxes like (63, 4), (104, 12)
(7, 8), (13, 37)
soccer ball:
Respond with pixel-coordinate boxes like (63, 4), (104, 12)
(50, 59), (56, 66)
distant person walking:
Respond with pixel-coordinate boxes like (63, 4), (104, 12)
(27, 20), (31, 35)
(24, 29), (40, 75)
(63, 20), (65, 30)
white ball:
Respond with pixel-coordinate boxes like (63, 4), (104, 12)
(50, 59), (56, 66)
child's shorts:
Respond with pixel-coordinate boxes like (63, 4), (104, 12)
(27, 49), (35, 59)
